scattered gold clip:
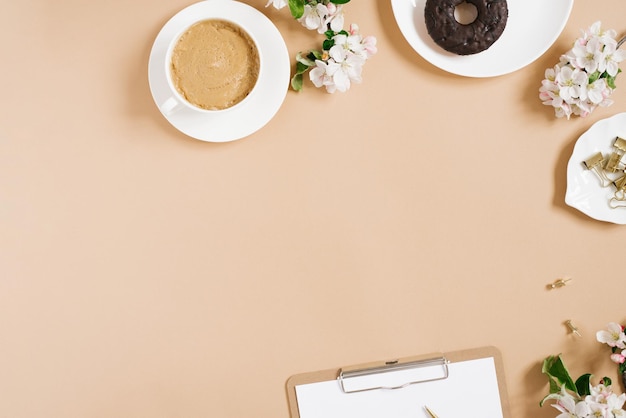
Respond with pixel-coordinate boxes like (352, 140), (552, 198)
(606, 137), (626, 173)
(606, 153), (624, 173)
(548, 277), (571, 289)
(565, 320), (582, 337)
(609, 196), (626, 209)
(613, 174), (626, 191)
(610, 175), (626, 208)
(424, 406), (439, 418)
(583, 152), (612, 187)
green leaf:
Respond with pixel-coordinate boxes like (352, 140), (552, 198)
(295, 61), (310, 75)
(588, 70), (601, 84)
(601, 376), (613, 386)
(295, 52), (315, 67)
(288, 0), (305, 19)
(305, 50), (323, 61)
(291, 73), (303, 92)
(540, 392), (564, 407)
(322, 39), (334, 50)
(330, 0), (350, 4)
(542, 355), (577, 394)
(607, 75), (617, 89)
(575, 373), (592, 396)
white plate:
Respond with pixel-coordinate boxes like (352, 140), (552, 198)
(390, 0), (573, 77)
(148, 0), (290, 142)
(566, 113), (626, 225)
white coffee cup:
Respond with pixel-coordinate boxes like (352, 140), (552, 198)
(160, 18), (262, 115)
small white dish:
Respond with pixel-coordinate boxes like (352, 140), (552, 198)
(566, 113), (626, 225)
(148, 0), (290, 142)
(390, 0), (574, 77)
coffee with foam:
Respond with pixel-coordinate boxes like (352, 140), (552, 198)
(170, 19), (260, 111)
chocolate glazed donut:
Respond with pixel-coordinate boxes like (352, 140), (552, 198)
(424, 0), (508, 55)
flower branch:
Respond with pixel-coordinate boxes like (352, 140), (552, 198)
(539, 21), (626, 119)
(597, 322), (626, 388)
(266, 0), (377, 93)
(541, 322), (626, 418)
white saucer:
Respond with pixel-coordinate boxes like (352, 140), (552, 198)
(566, 113), (626, 225)
(390, 0), (573, 77)
(148, 0), (290, 142)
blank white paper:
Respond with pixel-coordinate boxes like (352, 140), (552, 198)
(294, 357), (504, 418)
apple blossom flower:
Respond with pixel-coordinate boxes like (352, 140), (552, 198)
(556, 66), (588, 101)
(549, 382), (626, 418)
(300, 3), (324, 32)
(543, 324), (626, 418)
(599, 42), (626, 77)
(550, 386), (589, 418)
(309, 60), (331, 89)
(586, 21), (619, 47)
(539, 21), (624, 119)
(309, 44), (365, 93)
(587, 78), (614, 106)
(333, 32), (364, 56)
(330, 45), (364, 89)
(597, 322), (626, 349)
(266, 0), (376, 93)
(571, 36), (603, 73)
(324, 3), (344, 32)
(607, 393), (626, 418)
(299, 3), (344, 34)
(265, 0), (287, 9)
(361, 35), (378, 58)
(589, 382), (614, 403)
(586, 401), (609, 418)
(610, 353), (626, 364)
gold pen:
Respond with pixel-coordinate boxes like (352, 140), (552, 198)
(424, 405), (439, 418)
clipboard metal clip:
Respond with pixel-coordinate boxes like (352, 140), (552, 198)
(338, 356), (450, 394)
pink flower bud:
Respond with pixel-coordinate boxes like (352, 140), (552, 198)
(610, 353), (625, 364)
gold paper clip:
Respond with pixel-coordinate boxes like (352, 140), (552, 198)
(424, 406), (439, 418)
(606, 137), (626, 173)
(548, 277), (571, 289)
(583, 152), (612, 187)
(565, 320), (582, 337)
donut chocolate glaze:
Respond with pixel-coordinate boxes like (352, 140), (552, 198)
(424, 0), (508, 55)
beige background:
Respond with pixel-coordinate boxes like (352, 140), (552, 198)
(2, 1), (626, 417)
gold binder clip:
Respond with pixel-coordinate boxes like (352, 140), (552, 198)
(565, 320), (582, 337)
(609, 196), (626, 209)
(610, 174), (626, 208)
(606, 137), (626, 173)
(613, 174), (626, 191)
(548, 277), (571, 289)
(583, 152), (612, 187)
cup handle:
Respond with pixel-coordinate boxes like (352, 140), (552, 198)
(160, 97), (183, 115)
